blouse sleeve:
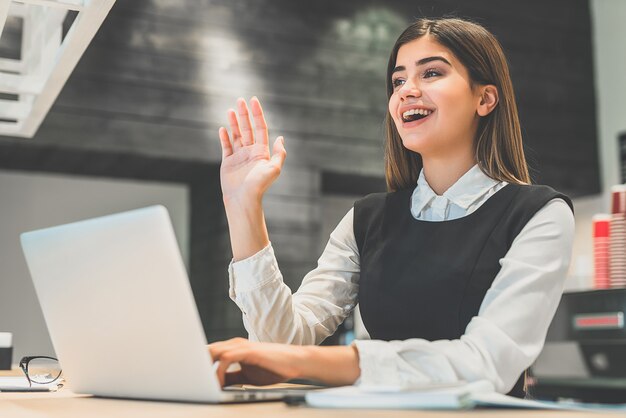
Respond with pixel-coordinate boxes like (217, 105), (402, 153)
(228, 208), (360, 345)
(352, 198), (575, 393)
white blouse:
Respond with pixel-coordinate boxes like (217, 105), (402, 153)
(227, 164), (575, 393)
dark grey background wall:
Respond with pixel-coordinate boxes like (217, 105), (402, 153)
(0, 0), (599, 341)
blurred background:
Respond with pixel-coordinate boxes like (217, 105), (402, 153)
(0, 0), (623, 362)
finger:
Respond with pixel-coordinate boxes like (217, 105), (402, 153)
(209, 337), (248, 360)
(216, 359), (230, 387)
(227, 364), (286, 387)
(270, 136), (287, 169)
(216, 349), (253, 387)
(250, 96), (269, 146)
(227, 109), (243, 150)
(213, 361), (225, 386)
(209, 337), (247, 352)
(237, 98), (254, 146)
(218, 127), (233, 158)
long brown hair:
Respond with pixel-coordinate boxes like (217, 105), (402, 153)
(384, 18), (531, 191)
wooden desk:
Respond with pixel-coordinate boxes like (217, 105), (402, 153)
(0, 389), (606, 418)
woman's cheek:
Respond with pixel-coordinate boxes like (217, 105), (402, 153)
(388, 96), (397, 118)
(388, 102), (400, 127)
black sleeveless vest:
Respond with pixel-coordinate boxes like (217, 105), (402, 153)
(353, 184), (573, 398)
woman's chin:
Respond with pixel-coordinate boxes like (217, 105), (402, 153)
(401, 136), (434, 154)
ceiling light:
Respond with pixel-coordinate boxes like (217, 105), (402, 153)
(0, 0), (116, 138)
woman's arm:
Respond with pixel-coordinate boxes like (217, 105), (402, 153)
(229, 208), (360, 345)
(212, 198), (574, 391)
(218, 97), (285, 261)
(219, 97), (361, 345)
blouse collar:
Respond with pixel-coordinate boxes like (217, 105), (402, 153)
(411, 164), (502, 217)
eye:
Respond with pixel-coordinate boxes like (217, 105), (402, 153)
(423, 68), (442, 78)
(392, 78), (405, 89)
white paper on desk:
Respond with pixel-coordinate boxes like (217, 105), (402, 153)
(305, 380), (493, 409)
(473, 392), (626, 413)
(0, 376), (60, 391)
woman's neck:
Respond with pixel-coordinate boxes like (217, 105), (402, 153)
(422, 154), (477, 196)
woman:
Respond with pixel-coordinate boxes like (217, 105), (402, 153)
(210, 17), (575, 397)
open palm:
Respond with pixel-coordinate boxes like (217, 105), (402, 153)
(218, 97), (286, 202)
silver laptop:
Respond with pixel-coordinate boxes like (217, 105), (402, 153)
(20, 205), (286, 403)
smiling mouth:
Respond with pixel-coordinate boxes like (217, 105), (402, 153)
(401, 108), (434, 123)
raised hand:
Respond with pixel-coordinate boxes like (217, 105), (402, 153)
(218, 97), (286, 205)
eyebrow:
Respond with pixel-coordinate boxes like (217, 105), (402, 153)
(392, 56), (452, 74)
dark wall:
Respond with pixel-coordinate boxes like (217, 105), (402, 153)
(0, 0), (599, 340)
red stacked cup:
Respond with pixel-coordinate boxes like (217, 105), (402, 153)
(593, 214), (611, 289)
(609, 185), (626, 288)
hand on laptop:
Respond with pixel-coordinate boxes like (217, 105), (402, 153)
(208, 338), (303, 386)
(208, 337), (361, 387)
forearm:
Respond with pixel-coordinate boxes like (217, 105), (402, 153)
(301, 345), (361, 386)
(229, 209), (360, 346)
(223, 195), (270, 262)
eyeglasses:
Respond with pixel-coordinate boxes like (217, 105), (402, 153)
(19, 356), (63, 387)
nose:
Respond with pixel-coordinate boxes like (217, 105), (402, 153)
(398, 78), (422, 100)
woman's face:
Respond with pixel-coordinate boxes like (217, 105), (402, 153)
(388, 36), (481, 158)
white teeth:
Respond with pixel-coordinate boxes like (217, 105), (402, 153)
(402, 109), (433, 119)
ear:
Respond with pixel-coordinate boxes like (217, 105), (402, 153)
(476, 85), (499, 117)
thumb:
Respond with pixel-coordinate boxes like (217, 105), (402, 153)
(270, 136), (286, 169)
